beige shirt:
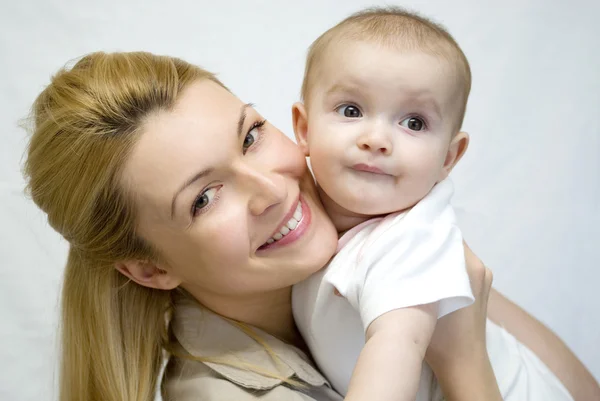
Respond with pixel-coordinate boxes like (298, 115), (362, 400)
(163, 296), (343, 401)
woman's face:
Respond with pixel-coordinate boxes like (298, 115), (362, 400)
(121, 79), (337, 299)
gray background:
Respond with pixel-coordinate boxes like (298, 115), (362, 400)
(1, 1), (598, 400)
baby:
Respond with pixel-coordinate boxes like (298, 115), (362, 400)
(292, 7), (574, 401)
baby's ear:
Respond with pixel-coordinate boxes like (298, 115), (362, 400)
(441, 132), (469, 179)
(292, 102), (310, 156)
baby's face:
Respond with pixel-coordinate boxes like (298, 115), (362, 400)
(304, 41), (466, 216)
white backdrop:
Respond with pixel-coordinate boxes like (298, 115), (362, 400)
(1, 1), (598, 400)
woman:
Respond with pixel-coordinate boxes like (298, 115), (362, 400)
(24, 51), (596, 401)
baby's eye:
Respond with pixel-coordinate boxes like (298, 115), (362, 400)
(400, 116), (426, 131)
(335, 104), (363, 118)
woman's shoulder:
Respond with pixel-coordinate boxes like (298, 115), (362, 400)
(163, 356), (341, 401)
(164, 295), (342, 401)
(163, 357), (288, 400)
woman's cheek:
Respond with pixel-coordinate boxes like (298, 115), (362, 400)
(280, 134), (309, 177)
(203, 216), (249, 265)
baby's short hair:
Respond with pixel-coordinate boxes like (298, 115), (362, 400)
(301, 6), (472, 131)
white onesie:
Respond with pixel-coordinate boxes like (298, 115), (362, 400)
(292, 178), (573, 400)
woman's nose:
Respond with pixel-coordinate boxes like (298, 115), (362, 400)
(242, 168), (287, 216)
(356, 130), (393, 155)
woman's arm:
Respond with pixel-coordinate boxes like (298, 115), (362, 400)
(428, 344), (501, 401)
(488, 289), (600, 401)
(425, 242), (502, 401)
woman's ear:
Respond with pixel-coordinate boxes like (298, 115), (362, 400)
(292, 102), (310, 156)
(440, 131), (470, 180)
(115, 260), (182, 290)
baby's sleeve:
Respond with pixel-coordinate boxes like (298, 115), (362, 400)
(344, 216), (474, 332)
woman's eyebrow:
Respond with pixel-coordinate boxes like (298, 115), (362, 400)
(237, 102), (254, 138)
(170, 102), (254, 220)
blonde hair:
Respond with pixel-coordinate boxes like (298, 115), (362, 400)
(301, 6), (472, 130)
(23, 51), (224, 401)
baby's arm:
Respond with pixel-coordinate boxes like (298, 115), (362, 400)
(344, 303), (438, 401)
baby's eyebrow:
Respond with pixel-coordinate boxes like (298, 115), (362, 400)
(327, 83), (360, 95)
(408, 96), (442, 119)
(324, 82), (364, 97)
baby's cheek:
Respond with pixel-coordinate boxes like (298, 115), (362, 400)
(309, 130), (346, 187)
(406, 148), (443, 173)
(313, 132), (343, 165)
(311, 151), (337, 188)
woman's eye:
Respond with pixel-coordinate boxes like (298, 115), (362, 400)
(242, 120), (266, 154)
(400, 116), (426, 131)
(243, 129), (258, 152)
(336, 104), (362, 118)
(192, 187), (218, 216)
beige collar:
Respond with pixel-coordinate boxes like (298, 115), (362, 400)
(171, 295), (330, 391)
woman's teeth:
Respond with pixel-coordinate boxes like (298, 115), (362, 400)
(265, 201), (303, 245)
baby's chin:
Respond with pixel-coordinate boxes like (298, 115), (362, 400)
(344, 201), (410, 217)
(328, 190), (414, 218)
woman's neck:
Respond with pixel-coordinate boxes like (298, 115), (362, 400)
(187, 285), (305, 348)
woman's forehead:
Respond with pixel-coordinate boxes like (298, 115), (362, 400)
(147, 81), (241, 145)
(170, 80), (242, 124)
(122, 80), (242, 215)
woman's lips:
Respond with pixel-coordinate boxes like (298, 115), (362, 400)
(257, 195), (311, 252)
